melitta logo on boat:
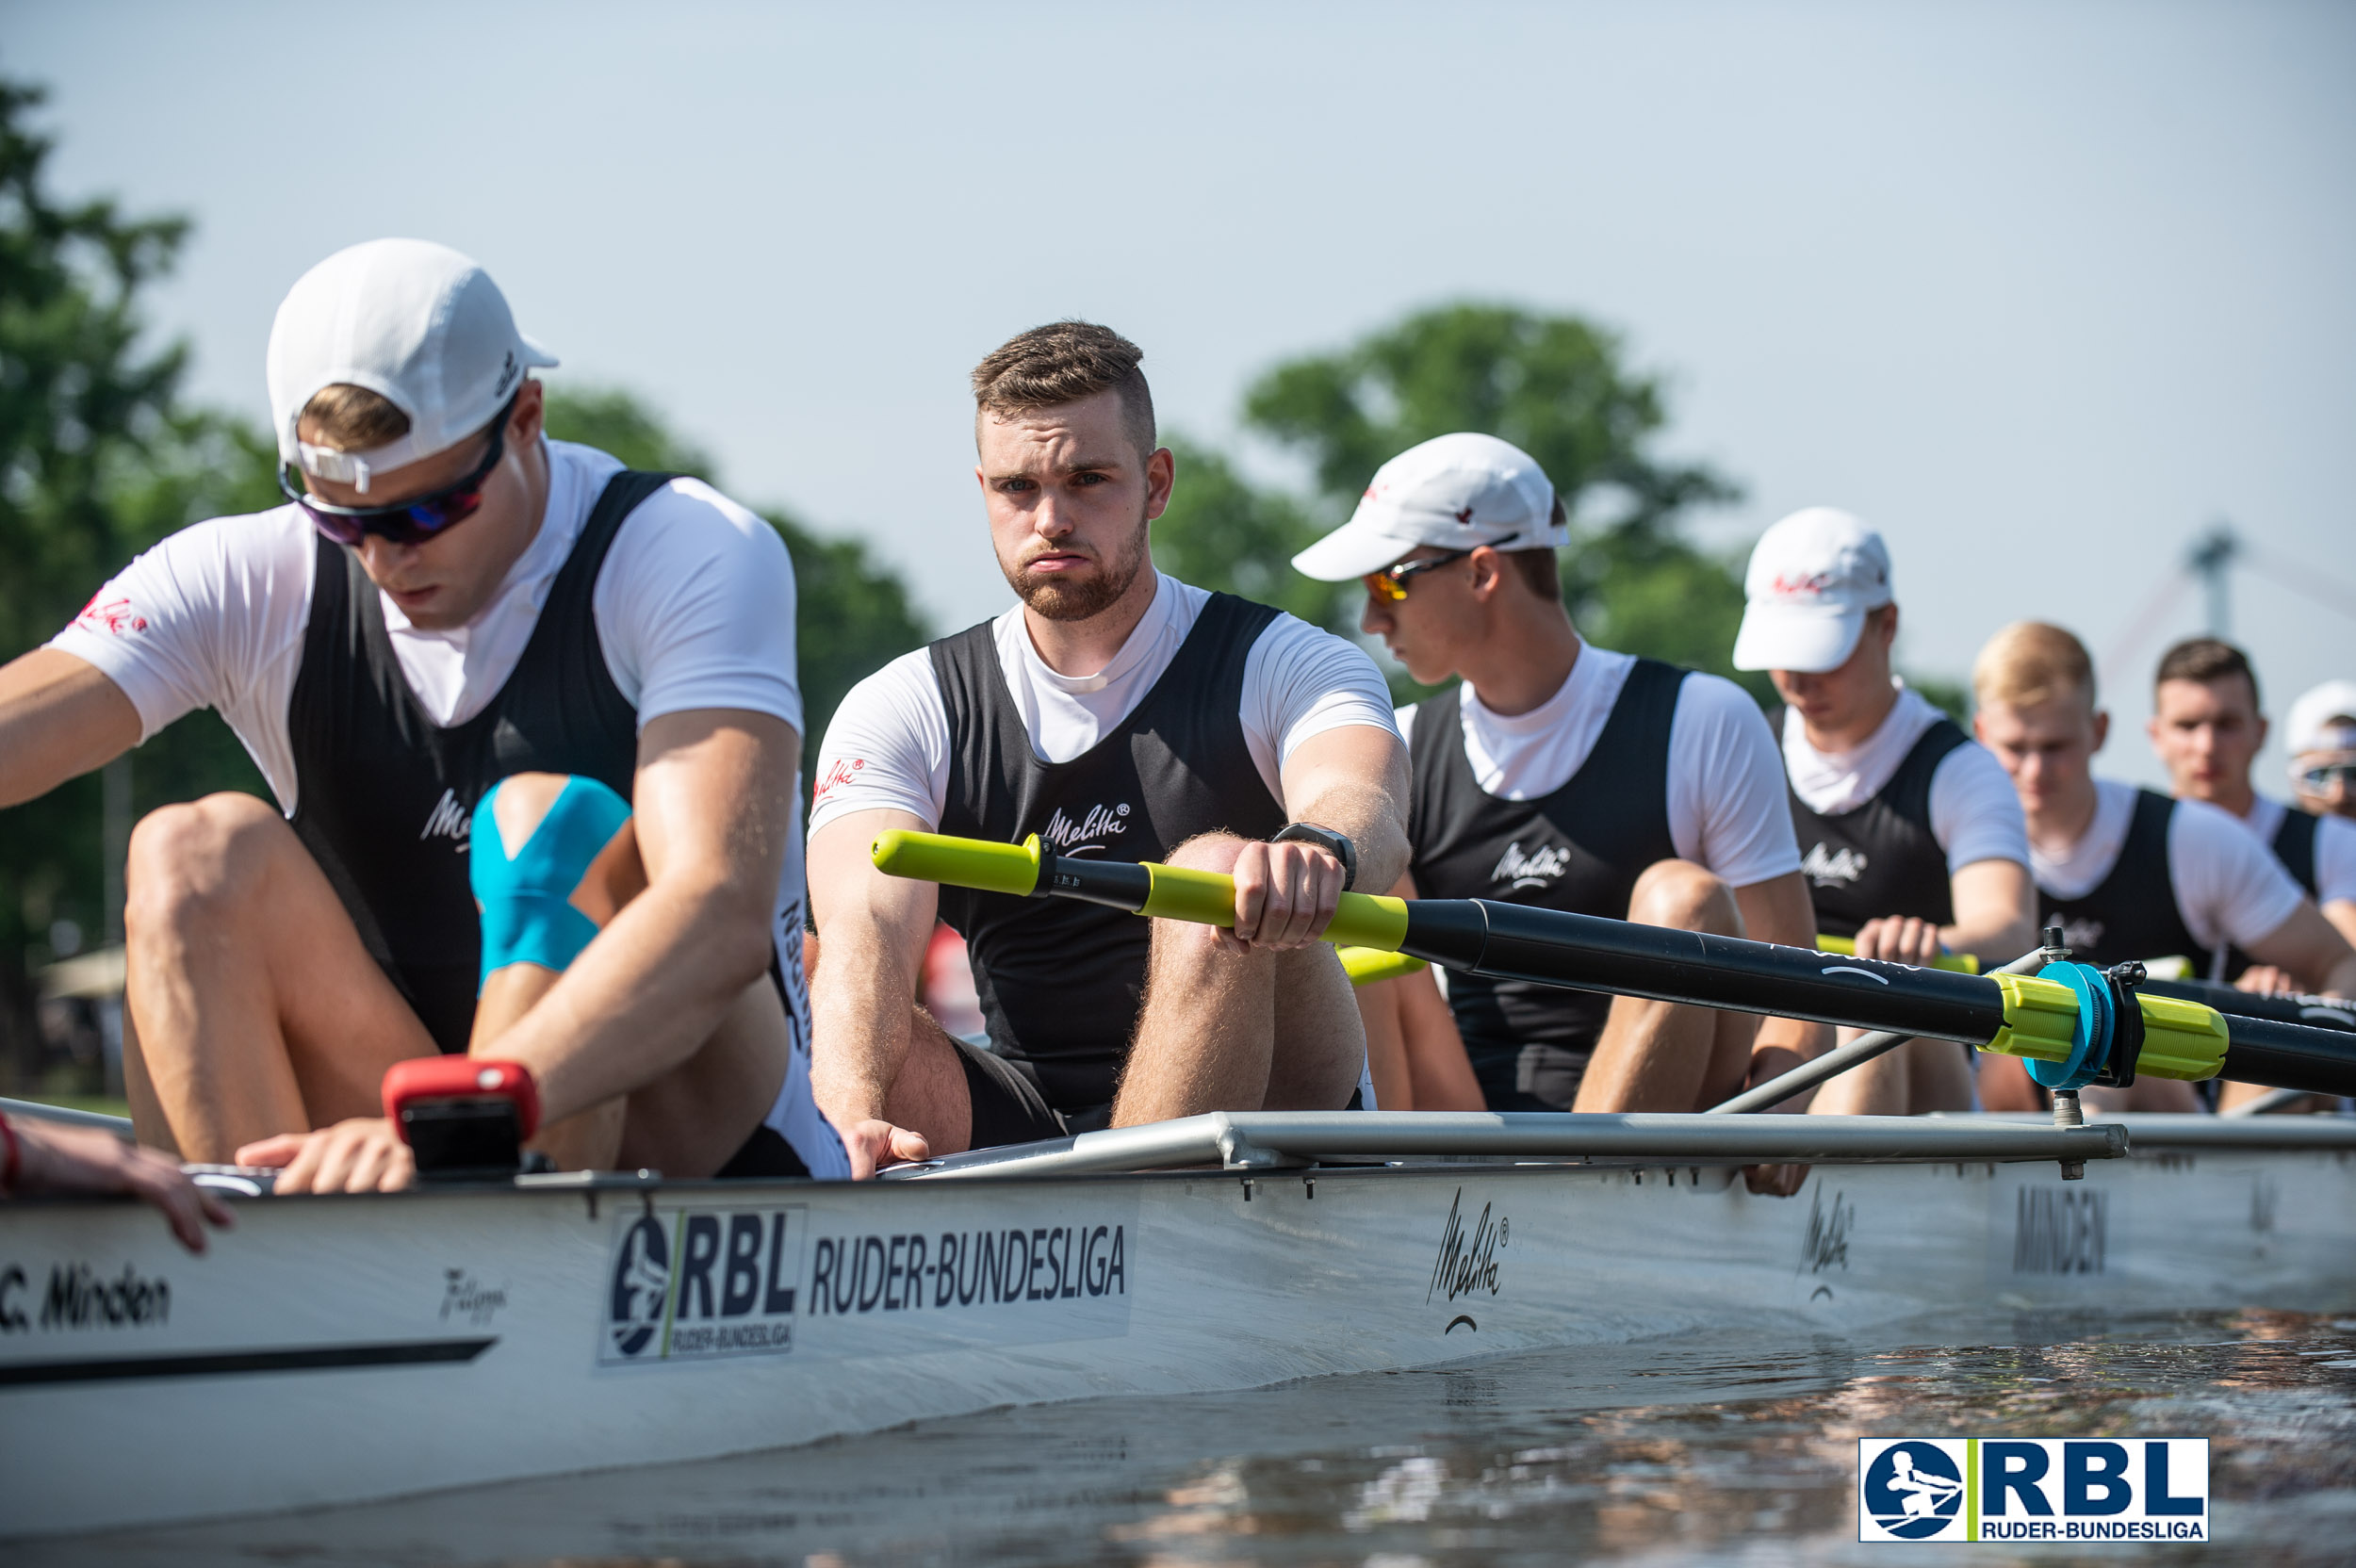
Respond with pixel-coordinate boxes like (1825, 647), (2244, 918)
(1429, 1187), (1506, 1306)
(1038, 802), (1131, 856)
(1490, 841), (1572, 890)
(598, 1204), (809, 1365)
(1857, 1438), (2207, 1543)
(1801, 841), (1868, 887)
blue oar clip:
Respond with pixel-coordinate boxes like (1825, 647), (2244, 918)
(2025, 961), (2114, 1091)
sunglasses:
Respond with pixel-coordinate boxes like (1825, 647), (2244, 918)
(2298, 762), (2356, 791)
(279, 394), (517, 547)
(1362, 549), (1473, 602)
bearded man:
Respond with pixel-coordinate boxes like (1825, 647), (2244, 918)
(805, 322), (1408, 1176)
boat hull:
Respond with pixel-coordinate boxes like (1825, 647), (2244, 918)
(3, 1129), (2351, 1538)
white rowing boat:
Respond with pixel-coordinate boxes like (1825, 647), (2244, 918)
(3, 1109), (2351, 1540)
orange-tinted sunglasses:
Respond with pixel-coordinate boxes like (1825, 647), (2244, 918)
(1361, 548), (1472, 602)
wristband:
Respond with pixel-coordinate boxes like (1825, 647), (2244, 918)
(470, 776), (634, 988)
(1271, 822), (1357, 891)
(0, 1110), (20, 1196)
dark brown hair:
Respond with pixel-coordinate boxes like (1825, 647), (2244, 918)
(299, 384), (411, 450)
(1500, 493), (1569, 601)
(2156, 637), (2259, 708)
(971, 320), (1155, 462)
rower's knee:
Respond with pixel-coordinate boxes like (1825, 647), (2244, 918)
(1627, 859), (1740, 936)
(124, 792), (289, 939)
(471, 775), (635, 985)
(1164, 831), (1245, 874)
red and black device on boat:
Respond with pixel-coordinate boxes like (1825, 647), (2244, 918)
(383, 1058), (541, 1181)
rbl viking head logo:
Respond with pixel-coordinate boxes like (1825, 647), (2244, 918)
(1863, 1442), (1965, 1539)
(608, 1215), (671, 1358)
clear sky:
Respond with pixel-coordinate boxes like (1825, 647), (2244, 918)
(8, 0), (2353, 788)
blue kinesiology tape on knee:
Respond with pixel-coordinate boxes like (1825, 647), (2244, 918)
(470, 776), (633, 988)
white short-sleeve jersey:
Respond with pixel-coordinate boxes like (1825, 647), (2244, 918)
(1392, 645), (1800, 890)
(2033, 780), (2307, 952)
(1779, 686), (2030, 874)
(809, 572), (1399, 837)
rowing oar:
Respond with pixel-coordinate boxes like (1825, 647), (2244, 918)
(869, 829), (2356, 1100)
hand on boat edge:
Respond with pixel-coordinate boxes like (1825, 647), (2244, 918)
(238, 1118), (415, 1195)
(6, 1119), (234, 1252)
(840, 1118), (931, 1181)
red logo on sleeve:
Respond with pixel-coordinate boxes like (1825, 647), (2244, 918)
(75, 594), (147, 634)
(814, 758), (866, 799)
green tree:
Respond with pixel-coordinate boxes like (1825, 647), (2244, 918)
(0, 79), (273, 1086)
(1149, 436), (1334, 627)
(1240, 302), (1762, 702)
(541, 387), (930, 788)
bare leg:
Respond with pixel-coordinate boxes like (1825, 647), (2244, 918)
(466, 773), (796, 1178)
(1114, 834), (1363, 1126)
(123, 793), (437, 1162)
(1810, 1033), (1976, 1116)
(1572, 861), (1756, 1113)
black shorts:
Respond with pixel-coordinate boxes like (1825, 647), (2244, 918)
(953, 1037), (1093, 1149)
(949, 1037), (1365, 1149)
(712, 1122), (815, 1179)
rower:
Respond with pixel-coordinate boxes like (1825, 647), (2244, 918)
(805, 322), (1408, 1177)
(1969, 622), (2356, 1112)
(1731, 509), (2035, 1115)
(0, 239), (845, 1188)
(1288, 434), (1821, 1118)
(2147, 639), (2356, 971)
(2284, 680), (2356, 824)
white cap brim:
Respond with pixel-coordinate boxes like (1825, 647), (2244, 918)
(1731, 602), (1866, 673)
(1290, 517), (1427, 581)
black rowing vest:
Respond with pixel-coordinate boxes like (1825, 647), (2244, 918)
(2037, 789), (2204, 970)
(286, 471), (670, 1054)
(932, 593), (1288, 1115)
(2217, 803), (2321, 980)
(1786, 714), (1969, 939)
(1406, 659), (1686, 1110)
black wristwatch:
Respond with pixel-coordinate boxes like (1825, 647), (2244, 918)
(1271, 822), (1357, 891)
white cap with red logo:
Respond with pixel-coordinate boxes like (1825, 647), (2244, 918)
(1731, 507), (1894, 673)
(266, 238), (558, 494)
(1290, 433), (1566, 581)
(2285, 679), (2356, 758)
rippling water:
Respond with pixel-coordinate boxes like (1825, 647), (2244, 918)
(31, 1311), (2356, 1566)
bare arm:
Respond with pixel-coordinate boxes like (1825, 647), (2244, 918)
(2244, 900), (2356, 998)
(2326, 899), (2356, 955)
(1732, 871), (1831, 1081)
(1281, 724), (1411, 899)
(1852, 858), (2036, 970)
(485, 709), (799, 1122)
(807, 807), (941, 1176)
(0, 649), (142, 808)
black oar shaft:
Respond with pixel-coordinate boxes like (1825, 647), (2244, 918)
(1396, 900), (2010, 1044)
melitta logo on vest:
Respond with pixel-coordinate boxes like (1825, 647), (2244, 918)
(1491, 841), (1573, 890)
(1801, 841), (1868, 887)
(418, 788), (471, 849)
(1039, 802), (1132, 857)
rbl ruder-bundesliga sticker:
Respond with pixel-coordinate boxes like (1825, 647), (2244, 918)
(1857, 1438), (2208, 1543)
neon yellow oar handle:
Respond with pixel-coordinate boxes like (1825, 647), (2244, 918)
(1815, 933), (1980, 974)
(871, 829), (1413, 951)
(1339, 947), (1427, 986)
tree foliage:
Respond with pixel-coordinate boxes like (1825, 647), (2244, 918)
(1235, 302), (1766, 703)
(1149, 436), (1334, 628)
(0, 79), (274, 1086)
(540, 388), (931, 790)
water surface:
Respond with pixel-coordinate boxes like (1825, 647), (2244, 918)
(30, 1310), (2356, 1566)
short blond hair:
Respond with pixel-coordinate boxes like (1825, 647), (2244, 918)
(300, 383), (411, 451)
(1973, 621), (2096, 710)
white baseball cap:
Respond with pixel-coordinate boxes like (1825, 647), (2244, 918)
(2285, 678), (2356, 757)
(1731, 507), (1895, 673)
(1290, 433), (1566, 581)
(267, 238), (557, 494)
